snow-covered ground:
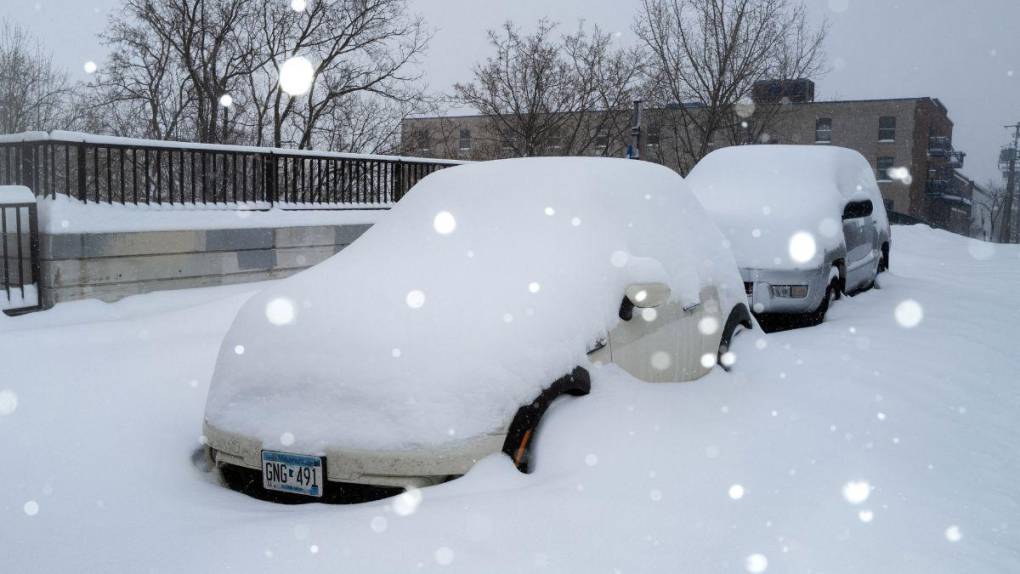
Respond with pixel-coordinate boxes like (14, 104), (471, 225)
(1, 225), (1017, 573)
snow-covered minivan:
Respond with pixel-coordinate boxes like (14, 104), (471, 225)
(686, 145), (890, 323)
(202, 157), (752, 502)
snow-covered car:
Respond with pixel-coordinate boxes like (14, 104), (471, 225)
(686, 145), (891, 323)
(202, 157), (752, 502)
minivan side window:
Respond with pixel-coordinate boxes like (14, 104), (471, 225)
(843, 200), (874, 220)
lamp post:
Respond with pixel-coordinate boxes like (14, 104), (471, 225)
(628, 100), (642, 160)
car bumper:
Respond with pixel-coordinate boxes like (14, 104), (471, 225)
(203, 420), (506, 489)
(741, 267), (829, 315)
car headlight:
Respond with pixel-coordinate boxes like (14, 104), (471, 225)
(769, 285), (809, 299)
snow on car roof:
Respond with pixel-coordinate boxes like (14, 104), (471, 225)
(205, 157), (743, 452)
(686, 145), (886, 270)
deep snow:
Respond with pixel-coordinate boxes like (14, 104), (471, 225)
(0, 225), (1018, 573)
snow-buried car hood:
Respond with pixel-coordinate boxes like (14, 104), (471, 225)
(686, 145), (887, 271)
(205, 157), (743, 452)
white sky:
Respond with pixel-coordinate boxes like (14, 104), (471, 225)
(3, 0), (1019, 184)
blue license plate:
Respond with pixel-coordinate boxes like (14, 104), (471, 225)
(261, 450), (324, 497)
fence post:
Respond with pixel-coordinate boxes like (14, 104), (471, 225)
(77, 143), (87, 203)
(27, 203), (40, 295)
(394, 160), (403, 202)
(20, 144), (35, 193)
(264, 152), (277, 206)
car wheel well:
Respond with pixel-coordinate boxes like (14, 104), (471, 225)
(718, 303), (753, 370)
(831, 259), (847, 296)
(502, 366), (591, 473)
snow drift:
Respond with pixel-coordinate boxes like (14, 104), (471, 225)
(204, 157), (744, 452)
(686, 145), (888, 270)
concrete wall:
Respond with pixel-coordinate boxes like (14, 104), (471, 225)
(39, 224), (372, 306)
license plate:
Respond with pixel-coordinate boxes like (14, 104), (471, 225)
(261, 450), (324, 498)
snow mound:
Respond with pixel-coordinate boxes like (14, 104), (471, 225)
(0, 185), (36, 204)
(205, 157), (743, 452)
(686, 145), (888, 269)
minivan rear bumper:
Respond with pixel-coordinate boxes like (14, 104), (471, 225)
(741, 266), (830, 315)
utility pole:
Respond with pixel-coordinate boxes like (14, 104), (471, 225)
(1000, 123), (1020, 243)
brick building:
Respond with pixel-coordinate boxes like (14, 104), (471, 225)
(401, 81), (972, 234)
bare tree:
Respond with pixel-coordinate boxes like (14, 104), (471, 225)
(89, 0), (428, 152)
(0, 20), (73, 133)
(635, 0), (827, 173)
(974, 181), (1016, 242)
(84, 11), (196, 139)
(453, 20), (642, 158)
(89, 0), (263, 142)
(315, 93), (433, 154)
(243, 0), (429, 150)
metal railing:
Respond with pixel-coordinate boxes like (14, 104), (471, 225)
(0, 131), (462, 208)
(1, 201), (41, 315)
(926, 177), (973, 207)
(928, 136), (952, 157)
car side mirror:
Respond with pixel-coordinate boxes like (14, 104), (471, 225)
(842, 200), (874, 220)
(619, 283), (671, 321)
(625, 283), (671, 308)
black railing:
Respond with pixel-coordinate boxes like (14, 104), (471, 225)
(925, 178), (952, 195)
(926, 178), (973, 207)
(0, 132), (461, 207)
(928, 136), (951, 157)
(1, 200), (41, 315)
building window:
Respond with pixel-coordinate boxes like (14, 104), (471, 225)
(740, 120), (755, 144)
(879, 116), (896, 142)
(876, 156), (895, 182)
(646, 124), (661, 147)
(458, 129), (471, 152)
(546, 131), (562, 152)
(414, 129), (431, 152)
(594, 128), (610, 152)
(815, 118), (832, 143)
(500, 131), (515, 153)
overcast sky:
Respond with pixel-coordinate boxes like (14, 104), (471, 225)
(3, 0), (1018, 184)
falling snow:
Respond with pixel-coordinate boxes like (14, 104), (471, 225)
(278, 56), (315, 96)
(894, 299), (924, 328)
(265, 298), (296, 326)
(405, 290), (426, 309)
(788, 231), (817, 263)
(433, 211), (457, 234)
(745, 553), (768, 573)
(0, 389), (18, 415)
(842, 480), (871, 505)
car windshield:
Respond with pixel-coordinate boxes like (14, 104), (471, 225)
(1, 1), (1017, 573)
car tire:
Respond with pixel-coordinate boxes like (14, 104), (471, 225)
(813, 269), (841, 324)
(502, 367), (591, 473)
